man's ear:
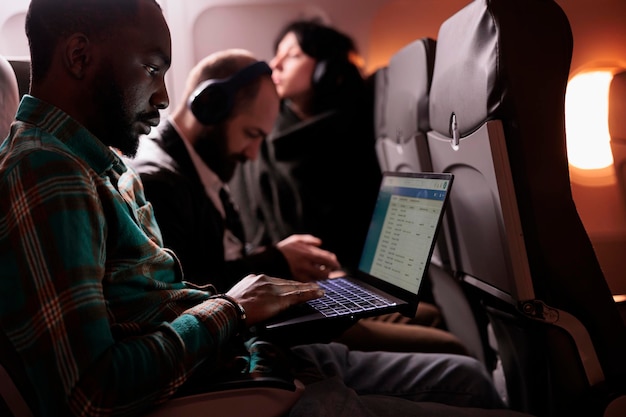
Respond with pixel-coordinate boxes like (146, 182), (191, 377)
(64, 33), (91, 79)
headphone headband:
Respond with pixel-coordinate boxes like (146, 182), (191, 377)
(189, 61), (273, 125)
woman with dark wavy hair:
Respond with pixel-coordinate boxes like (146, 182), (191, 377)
(270, 19), (367, 120)
(233, 19), (380, 269)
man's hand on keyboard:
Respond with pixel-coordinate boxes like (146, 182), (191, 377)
(226, 273), (325, 325)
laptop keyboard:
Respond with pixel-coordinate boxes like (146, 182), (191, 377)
(307, 277), (397, 317)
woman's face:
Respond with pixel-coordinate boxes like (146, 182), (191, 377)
(269, 31), (317, 101)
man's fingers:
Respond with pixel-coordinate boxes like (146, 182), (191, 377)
(285, 281), (324, 297)
(289, 286), (325, 301)
(294, 234), (323, 246)
(306, 249), (340, 270)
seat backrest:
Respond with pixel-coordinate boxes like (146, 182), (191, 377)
(374, 37), (458, 269)
(425, 0), (626, 415)
(7, 57), (29, 100)
(0, 55), (19, 138)
(609, 70), (626, 206)
(370, 37), (489, 362)
(374, 38), (436, 173)
(372, 65), (388, 169)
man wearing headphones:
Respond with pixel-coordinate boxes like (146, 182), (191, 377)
(130, 49), (340, 293)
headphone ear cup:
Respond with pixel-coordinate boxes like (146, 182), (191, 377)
(189, 80), (233, 125)
(189, 61), (272, 125)
(312, 59), (349, 93)
(312, 60), (328, 88)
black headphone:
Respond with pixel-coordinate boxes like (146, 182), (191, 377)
(311, 58), (354, 94)
(312, 60), (330, 87)
(188, 61), (272, 125)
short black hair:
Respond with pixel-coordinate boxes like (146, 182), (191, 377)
(25, 0), (160, 83)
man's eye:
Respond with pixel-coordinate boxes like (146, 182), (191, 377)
(144, 65), (158, 76)
(246, 130), (263, 139)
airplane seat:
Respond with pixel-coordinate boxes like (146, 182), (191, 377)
(0, 54), (19, 139)
(608, 70), (626, 328)
(369, 38), (488, 364)
(374, 39), (441, 270)
(374, 37), (436, 174)
(609, 70), (626, 211)
(6, 57), (30, 100)
(425, 0), (626, 416)
(371, 65), (389, 171)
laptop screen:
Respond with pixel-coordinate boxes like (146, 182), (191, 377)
(358, 172), (453, 295)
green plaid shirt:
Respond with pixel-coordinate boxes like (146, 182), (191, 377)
(0, 96), (241, 416)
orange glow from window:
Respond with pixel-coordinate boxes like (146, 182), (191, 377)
(565, 71), (614, 170)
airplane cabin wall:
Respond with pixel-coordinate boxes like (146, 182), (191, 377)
(0, 3), (28, 58)
(0, 0), (624, 295)
(159, 0), (391, 112)
(0, 0), (390, 107)
(367, 0), (469, 73)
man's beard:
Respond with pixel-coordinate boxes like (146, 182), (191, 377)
(193, 123), (241, 183)
(91, 72), (141, 157)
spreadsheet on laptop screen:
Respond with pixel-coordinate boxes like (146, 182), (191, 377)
(358, 174), (451, 294)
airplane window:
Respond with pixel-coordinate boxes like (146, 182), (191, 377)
(565, 70), (614, 170)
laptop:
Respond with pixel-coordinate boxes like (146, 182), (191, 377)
(260, 171), (454, 332)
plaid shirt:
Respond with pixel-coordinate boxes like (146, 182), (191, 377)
(0, 96), (242, 416)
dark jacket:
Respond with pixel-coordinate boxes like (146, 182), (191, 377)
(129, 121), (290, 292)
(231, 102), (382, 270)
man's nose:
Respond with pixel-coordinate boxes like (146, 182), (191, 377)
(243, 138), (263, 161)
(152, 78), (169, 110)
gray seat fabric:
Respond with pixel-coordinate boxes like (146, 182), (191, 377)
(374, 37), (436, 174)
(425, 0), (626, 415)
(0, 55), (19, 139)
(7, 58), (29, 100)
(373, 37), (457, 272)
(371, 37), (487, 364)
(607, 71), (626, 330)
(372, 65), (388, 168)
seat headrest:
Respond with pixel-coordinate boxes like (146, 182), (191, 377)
(429, 0), (573, 139)
(385, 38), (436, 142)
(0, 55), (19, 138)
(609, 71), (626, 143)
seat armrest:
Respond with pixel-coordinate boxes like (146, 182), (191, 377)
(0, 363), (34, 417)
(145, 378), (305, 417)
